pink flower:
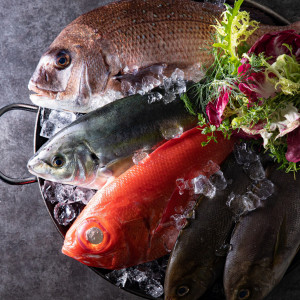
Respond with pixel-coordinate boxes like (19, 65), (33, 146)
(286, 126), (300, 163)
(206, 87), (230, 126)
(249, 30), (300, 64)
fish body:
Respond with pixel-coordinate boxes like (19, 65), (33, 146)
(164, 154), (254, 300)
(224, 165), (300, 300)
(62, 127), (236, 269)
(27, 89), (197, 189)
(28, 0), (299, 113)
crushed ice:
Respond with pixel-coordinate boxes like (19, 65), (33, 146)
(226, 144), (275, 217)
(42, 181), (96, 226)
(40, 108), (77, 139)
(147, 68), (186, 104)
(105, 258), (168, 298)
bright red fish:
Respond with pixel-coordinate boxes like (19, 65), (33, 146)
(62, 128), (236, 269)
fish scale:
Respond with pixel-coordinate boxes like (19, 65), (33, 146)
(69, 0), (219, 71)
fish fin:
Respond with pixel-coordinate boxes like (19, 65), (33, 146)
(272, 214), (287, 267)
(105, 155), (134, 178)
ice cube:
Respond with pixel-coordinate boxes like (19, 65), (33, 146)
(140, 278), (164, 298)
(161, 125), (183, 140)
(147, 91), (163, 104)
(248, 178), (274, 200)
(48, 109), (76, 126)
(234, 143), (259, 165)
(42, 181), (57, 204)
(192, 175), (216, 198)
(40, 120), (56, 138)
(241, 191), (262, 212)
(53, 203), (76, 226)
(202, 160), (220, 177)
(243, 159), (265, 181)
(72, 187), (96, 205)
(105, 269), (128, 288)
(210, 170), (227, 191)
(132, 150), (149, 165)
(171, 68), (185, 81)
(55, 184), (75, 203)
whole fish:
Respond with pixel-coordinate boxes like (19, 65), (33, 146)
(28, 0), (299, 113)
(224, 165), (300, 300)
(62, 128), (236, 269)
(164, 154), (253, 300)
(27, 88), (197, 189)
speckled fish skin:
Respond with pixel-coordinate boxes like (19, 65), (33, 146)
(164, 154), (254, 300)
(28, 0), (299, 113)
(224, 165), (300, 300)
(61, 128), (236, 269)
(27, 90), (197, 189)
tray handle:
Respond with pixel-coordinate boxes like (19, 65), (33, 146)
(0, 103), (38, 185)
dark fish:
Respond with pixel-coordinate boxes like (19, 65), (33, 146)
(28, 0), (299, 112)
(224, 165), (300, 300)
(27, 87), (197, 189)
(164, 154), (255, 300)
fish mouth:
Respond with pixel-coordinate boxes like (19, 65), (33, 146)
(28, 82), (59, 102)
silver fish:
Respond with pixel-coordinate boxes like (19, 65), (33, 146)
(27, 88), (197, 189)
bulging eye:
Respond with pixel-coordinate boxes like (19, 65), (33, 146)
(52, 156), (65, 168)
(76, 218), (109, 252)
(55, 51), (71, 69)
(238, 288), (250, 299)
(86, 227), (104, 244)
(176, 285), (189, 297)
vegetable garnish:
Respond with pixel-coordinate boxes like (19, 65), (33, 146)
(183, 0), (300, 174)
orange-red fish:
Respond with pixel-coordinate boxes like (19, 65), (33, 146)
(28, 0), (299, 113)
(62, 127), (236, 269)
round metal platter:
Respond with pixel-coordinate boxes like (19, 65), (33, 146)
(31, 1), (292, 299)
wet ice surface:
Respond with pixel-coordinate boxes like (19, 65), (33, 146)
(106, 257), (168, 298)
(161, 124), (184, 140)
(226, 143), (275, 217)
(132, 150), (149, 165)
(39, 108), (78, 138)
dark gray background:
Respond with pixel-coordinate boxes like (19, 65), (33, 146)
(0, 1), (299, 299)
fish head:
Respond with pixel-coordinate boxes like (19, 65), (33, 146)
(27, 137), (108, 188)
(225, 259), (275, 300)
(62, 214), (124, 268)
(28, 24), (117, 113)
(164, 243), (216, 300)
(62, 199), (158, 269)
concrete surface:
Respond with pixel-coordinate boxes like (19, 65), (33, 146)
(0, 0), (299, 299)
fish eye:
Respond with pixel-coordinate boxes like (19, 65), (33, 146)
(176, 285), (189, 297)
(86, 227), (104, 244)
(55, 51), (71, 69)
(52, 156), (65, 168)
(238, 289), (250, 299)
